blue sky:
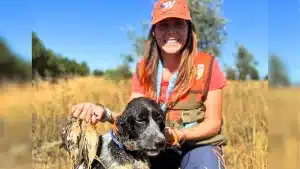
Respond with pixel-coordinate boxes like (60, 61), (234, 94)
(0, 0), (299, 83)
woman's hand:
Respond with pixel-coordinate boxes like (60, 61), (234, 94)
(163, 127), (186, 147)
(70, 103), (107, 125)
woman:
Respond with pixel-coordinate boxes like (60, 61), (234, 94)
(71, 0), (227, 168)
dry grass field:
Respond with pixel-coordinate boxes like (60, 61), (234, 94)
(0, 76), (299, 169)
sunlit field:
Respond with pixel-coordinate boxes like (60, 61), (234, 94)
(0, 76), (299, 169)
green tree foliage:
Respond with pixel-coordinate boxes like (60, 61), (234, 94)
(187, 0), (227, 57)
(0, 37), (31, 83)
(249, 66), (260, 80)
(235, 44), (260, 80)
(32, 32), (89, 81)
(103, 54), (134, 81)
(104, 65), (132, 81)
(125, 21), (150, 58)
(93, 69), (104, 76)
(224, 66), (237, 80)
(269, 54), (290, 87)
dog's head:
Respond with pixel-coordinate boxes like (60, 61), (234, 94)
(115, 97), (166, 156)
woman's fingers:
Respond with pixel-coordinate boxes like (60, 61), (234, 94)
(69, 103), (106, 125)
(91, 114), (97, 125)
(79, 105), (88, 120)
(164, 127), (176, 144)
(86, 106), (93, 123)
(70, 104), (78, 115)
(91, 105), (104, 124)
(72, 104), (84, 117)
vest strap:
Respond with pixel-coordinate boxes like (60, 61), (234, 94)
(201, 55), (215, 102)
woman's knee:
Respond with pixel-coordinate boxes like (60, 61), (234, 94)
(180, 145), (226, 169)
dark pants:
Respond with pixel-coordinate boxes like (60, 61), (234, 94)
(149, 144), (226, 169)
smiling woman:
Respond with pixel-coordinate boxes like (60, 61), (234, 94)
(70, 0), (227, 168)
(154, 18), (189, 55)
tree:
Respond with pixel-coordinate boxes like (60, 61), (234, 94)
(0, 37), (31, 83)
(235, 44), (260, 80)
(269, 54), (290, 87)
(187, 0), (227, 57)
(103, 54), (134, 81)
(93, 69), (104, 76)
(125, 0), (227, 59)
(249, 66), (260, 80)
(125, 21), (150, 58)
(32, 31), (90, 81)
(224, 66), (237, 80)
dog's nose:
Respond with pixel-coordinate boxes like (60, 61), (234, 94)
(154, 136), (166, 149)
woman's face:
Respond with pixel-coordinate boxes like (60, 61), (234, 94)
(154, 17), (189, 55)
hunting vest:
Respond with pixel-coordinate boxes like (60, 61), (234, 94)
(136, 51), (227, 147)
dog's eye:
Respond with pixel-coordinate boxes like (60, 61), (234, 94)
(152, 112), (163, 122)
(136, 116), (147, 123)
(136, 119), (144, 123)
(136, 112), (148, 123)
(157, 116), (163, 122)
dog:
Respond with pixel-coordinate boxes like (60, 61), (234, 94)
(60, 97), (166, 169)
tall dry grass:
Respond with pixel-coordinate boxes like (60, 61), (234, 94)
(0, 76), (298, 169)
(0, 82), (32, 169)
(268, 87), (300, 169)
(221, 81), (268, 169)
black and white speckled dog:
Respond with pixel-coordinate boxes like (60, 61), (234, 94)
(60, 97), (166, 169)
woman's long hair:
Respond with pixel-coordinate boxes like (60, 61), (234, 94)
(138, 21), (198, 106)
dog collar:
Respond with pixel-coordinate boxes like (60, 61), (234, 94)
(110, 129), (125, 150)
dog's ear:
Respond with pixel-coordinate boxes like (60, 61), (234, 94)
(115, 113), (132, 142)
(153, 109), (165, 132)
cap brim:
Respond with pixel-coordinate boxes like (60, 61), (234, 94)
(151, 13), (191, 25)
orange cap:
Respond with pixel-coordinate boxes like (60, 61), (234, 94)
(151, 0), (192, 25)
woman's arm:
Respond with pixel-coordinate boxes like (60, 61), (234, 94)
(178, 89), (223, 141)
(72, 65), (145, 125)
(167, 58), (226, 144)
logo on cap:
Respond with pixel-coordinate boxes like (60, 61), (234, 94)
(160, 0), (176, 10)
